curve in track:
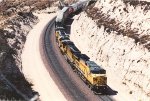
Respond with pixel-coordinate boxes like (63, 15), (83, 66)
(43, 17), (87, 101)
(42, 17), (114, 101)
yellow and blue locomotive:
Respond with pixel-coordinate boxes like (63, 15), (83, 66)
(55, 0), (107, 93)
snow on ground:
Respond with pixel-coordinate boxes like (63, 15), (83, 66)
(21, 10), (66, 101)
(70, 12), (150, 101)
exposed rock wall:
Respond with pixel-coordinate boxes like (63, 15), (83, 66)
(0, 12), (39, 100)
(70, 0), (150, 100)
(0, 0), (57, 100)
(70, 12), (150, 101)
(92, 0), (150, 49)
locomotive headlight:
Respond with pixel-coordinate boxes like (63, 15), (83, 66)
(93, 78), (97, 81)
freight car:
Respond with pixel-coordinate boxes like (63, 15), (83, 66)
(55, 0), (90, 28)
(55, 6), (73, 27)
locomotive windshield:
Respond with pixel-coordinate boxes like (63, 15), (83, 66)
(90, 67), (106, 74)
(86, 61), (106, 74)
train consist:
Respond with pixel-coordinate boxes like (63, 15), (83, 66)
(55, 0), (107, 93)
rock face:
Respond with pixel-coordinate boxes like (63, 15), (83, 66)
(0, 11), (39, 100)
(93, 0), (150, 49)
(5, 12), (38, 69)
(70, 1), (150, 100)
(0, 0), (57, 100)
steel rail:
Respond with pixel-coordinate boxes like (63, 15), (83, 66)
(43, 17), (88, 101)
(43, 17), (114, 101)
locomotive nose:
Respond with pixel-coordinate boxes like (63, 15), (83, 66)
(93, 76), (107, 86)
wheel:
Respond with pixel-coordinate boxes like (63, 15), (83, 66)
(88, 84), (93, 90)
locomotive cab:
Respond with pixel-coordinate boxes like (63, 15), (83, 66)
(56, 30), (69, 41)
(60, 40), (74, 54)
(86, 61), (107, 91)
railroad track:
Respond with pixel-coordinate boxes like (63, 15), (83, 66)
(43, 17), (114, 101)
(99, 95), (113, 101)
(43, 17), (88, 101)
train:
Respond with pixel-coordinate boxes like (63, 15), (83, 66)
(55, 0), (90, 27)
(55, 0), (107, 93)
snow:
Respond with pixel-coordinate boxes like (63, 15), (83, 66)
(21, 11), (66, 101)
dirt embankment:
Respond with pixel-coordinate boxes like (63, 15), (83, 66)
(0, 0), (56, 100)
(86, 0), (150, 50)
(70, 0), (150, 101)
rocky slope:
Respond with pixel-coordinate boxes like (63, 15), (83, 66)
(70, 0), (150, 101)
(0, 11), (39, 101)
(0, 0), (56, 100)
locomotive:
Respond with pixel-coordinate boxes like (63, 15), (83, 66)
(55, 0), (107, 93)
